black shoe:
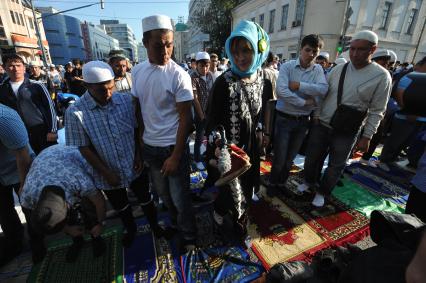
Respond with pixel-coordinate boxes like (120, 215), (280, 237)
(66, 237), (84, 263)
(92, 236), (106, 258)
(122, 231), (136, 248)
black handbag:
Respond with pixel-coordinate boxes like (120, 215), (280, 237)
(330, 63), (367, 135)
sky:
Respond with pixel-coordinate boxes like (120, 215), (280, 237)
(33, 0), (190, 42)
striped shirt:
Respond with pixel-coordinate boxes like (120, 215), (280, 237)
(65, 91), (137, 190)
(191, 70), (213, 113)
(0, 104), (32, 185)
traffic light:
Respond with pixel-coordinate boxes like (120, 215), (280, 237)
(337, 35), (352, 54)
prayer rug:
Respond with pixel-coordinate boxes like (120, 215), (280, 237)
(123, 216), (183, 283)
(190, 170), (207, 192)
(181, 246), (264, 283)
(345, 162), (412, 208)
(248, 177), (369, 269)
(28, 226), (123, 283)
(332, 177), (404, 216)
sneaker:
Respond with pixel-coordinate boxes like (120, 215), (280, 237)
(195, 162), (205, 170)
(215, 144), (251, 187)
(312, 193), (325, 207)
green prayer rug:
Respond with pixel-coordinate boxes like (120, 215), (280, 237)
(332, 177), (404, 217)
(28, 226), (123, 283)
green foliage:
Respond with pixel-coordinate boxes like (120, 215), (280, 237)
(191, 0), (240, 56)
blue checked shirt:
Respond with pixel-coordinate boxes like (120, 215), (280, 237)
(65, 91), (137, 190)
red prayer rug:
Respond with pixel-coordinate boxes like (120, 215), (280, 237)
(248, 175), (369, 269)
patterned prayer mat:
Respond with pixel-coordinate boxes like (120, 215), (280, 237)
(332, 177), (405, 216)
(28, 226), (123, 283)
(123, 217), (183, 283)
(248, 176), (369, 269)
(345, 162), (413, 208)
(181, 246), (263, 283)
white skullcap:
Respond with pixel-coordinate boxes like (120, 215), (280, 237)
(352, 30), (378, 45)
(388, 50), (397, 62)
(82, 61), (114, 84)
(318, 51), (330, 60)
(142, 15), (173, 33)
(29, 61), (41, 67)
(50, 64), (55, 67)
(335, 57), (347, 65)
(372, 49), (390, 59)
(195, 51), (210, 61)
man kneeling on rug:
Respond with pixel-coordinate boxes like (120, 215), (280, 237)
(20, 145), (106, 263)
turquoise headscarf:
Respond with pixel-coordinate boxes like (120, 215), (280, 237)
(225, 20), (270, 78)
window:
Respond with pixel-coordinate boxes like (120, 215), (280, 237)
(0, 16), (3, 25)
(0, 27), (6, 38)
(269, 9), (275, 33)
(10, 11), (16, 24)
(19, 14), (24, 26)
(281, 4), (289, 30)
(259, 13), (264, 28)
(66, 32), (76, 36)
(46, 29), (59, 34)
(15, 12), (21, 25)
(380, 2), (392, 29)
(406, 8), (418, 34)
(28, 17), (34, 29)
(295, 0), (305, 23)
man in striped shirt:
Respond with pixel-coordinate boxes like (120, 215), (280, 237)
(0, 54), (57, 154)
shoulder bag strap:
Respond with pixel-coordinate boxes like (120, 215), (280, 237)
(337, 62), (349, 106)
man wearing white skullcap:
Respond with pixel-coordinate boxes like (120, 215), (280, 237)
(132, 15), (197, 252)
(300, 29), (392, 207)
(371, 49), (391, 68)
(192, 51), (213, 170)
(65, 60), (167, 248)
(316, 51), (331, 74)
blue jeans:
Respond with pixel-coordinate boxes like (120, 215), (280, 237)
(304, 123), (358, 195)
(269, 113), (309, 186)
(194, 119), (206, 162)
(143, 144), (196, 240)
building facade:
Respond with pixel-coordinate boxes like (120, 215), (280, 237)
(100, 20), (138, 62)
(174, 22), (190, 63)
(81, 21), (119, 61)
(233, 0), (426, 62)
(137, 42), (147, 62)
(38, 6), (85, 65)
(0, 0), (51, 65)
(187, 0), (211, 57)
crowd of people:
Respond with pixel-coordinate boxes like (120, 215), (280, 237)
(1, 14), (426, 282)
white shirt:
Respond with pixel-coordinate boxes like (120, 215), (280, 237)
(10, 80), (24, 96)
(132, 60), (193, 147)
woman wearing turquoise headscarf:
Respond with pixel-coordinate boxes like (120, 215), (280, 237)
(205, 20), (273, 243)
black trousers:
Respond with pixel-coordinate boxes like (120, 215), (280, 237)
(102, 168), (151, 210)
(0, 183), (24, 247)
(405, 185), (426, 223)
(27, 124), (57, 155)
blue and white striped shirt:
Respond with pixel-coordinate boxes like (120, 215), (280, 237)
(65, 91), (137, 190)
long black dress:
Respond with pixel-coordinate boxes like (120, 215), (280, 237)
(205, 68), (273, 239)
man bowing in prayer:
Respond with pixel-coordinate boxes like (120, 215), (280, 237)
(131, 15), (197, 253)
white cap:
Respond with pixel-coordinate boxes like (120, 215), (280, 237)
(318, 51), (330, 60)
(335, 57), (347, 65)
(50, 64), (55, 68)
(352, 30), (378, 45)
(82, 61), (114, 84)
(195, 51), (210, 61)
(142, 15), (173, 33)
(388, 50), (397, 62)
(29, 61), (41, 67)
(372, 49), (390, 59)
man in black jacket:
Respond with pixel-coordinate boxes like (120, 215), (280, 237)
(0, 54), (57, 154)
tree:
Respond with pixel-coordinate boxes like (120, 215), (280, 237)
(191, 0), (240, 56)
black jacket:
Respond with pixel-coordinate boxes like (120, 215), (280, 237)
(0, 77), (57, 132)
